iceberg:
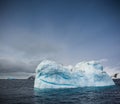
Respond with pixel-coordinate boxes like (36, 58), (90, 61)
(34, 60), (115, 89)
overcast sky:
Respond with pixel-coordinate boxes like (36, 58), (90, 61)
(0, 0), (120, 78)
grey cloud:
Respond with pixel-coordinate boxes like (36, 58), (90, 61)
(0, 57), (39, 73)
(14, 42), (59, 57)
(0, 39), (59, 57)
(0, 37), (70, 74)
(0, 26), (61, 57)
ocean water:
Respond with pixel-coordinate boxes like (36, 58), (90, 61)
(0, 79), (120, 104)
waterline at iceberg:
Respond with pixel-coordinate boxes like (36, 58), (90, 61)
(34, 60), (115, 89)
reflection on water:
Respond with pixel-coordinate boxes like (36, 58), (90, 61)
(34, 86), (120, 104)
(0, 80), (120, 104)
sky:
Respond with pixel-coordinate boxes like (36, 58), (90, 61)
(0, 0), (120, 78)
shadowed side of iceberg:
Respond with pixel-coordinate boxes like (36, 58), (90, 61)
(34, 60), (115, 89)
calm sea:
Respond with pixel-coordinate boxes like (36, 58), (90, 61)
(0, 79), (120, 104)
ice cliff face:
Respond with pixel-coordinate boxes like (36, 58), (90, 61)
(34, 60), (115, 89)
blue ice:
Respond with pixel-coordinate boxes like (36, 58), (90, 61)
(34, 60), (115, 89)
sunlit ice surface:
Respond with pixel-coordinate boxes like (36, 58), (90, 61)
(34, 60), (115, 89)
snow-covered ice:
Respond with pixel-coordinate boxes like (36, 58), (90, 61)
(34, 60), (115, 89)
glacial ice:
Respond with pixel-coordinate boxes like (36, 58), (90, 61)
(34, 60), (115, 89)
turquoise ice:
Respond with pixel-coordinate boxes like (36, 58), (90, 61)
(34, 60), (115, 89)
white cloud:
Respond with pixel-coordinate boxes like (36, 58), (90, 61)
(104, 66), (120, 76)
(97, 59), (108, 63)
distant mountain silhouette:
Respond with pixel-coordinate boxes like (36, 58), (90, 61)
(27, 75), (35, 80)
(112, 73), (120, 79)
(7, 77), (16, 80)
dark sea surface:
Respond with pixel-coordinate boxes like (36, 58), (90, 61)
(0, 79), (120, 104)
